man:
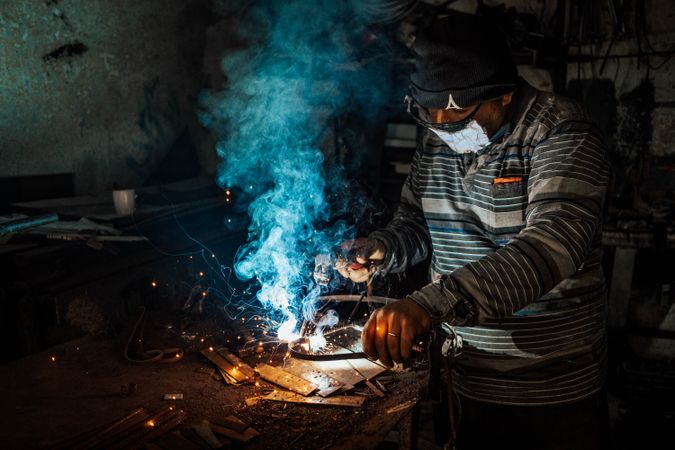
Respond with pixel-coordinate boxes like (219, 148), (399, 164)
(338, 14), (610, 450)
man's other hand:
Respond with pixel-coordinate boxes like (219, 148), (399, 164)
(362, 298), (432, 367)
(335, 238), (386, 283)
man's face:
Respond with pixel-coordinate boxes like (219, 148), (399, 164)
(427, 92), (514, 136)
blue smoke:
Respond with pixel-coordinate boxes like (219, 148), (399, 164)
(200, 0), (394, 340)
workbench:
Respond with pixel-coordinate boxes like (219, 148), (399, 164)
(0, 330), (425, 449)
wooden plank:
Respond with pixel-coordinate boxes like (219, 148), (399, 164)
(255, 363), (317, 396)
(261, 390), (365, 407)
(282, 357), (343, 393)
(200, 348), (250, 383)
(215, 347), (256, 379)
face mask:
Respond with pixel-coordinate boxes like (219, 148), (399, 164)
(429, 119), (490, 154)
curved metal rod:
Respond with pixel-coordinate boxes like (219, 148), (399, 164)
(289, 295), (397, 361)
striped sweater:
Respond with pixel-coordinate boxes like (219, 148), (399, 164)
(371, 81), (609, 406)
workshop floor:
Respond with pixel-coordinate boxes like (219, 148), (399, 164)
(0, 311), (426, 449)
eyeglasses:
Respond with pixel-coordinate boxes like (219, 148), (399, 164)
(404, 94), (481, 132)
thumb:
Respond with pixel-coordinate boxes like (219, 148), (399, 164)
(356, 239), (385, 264)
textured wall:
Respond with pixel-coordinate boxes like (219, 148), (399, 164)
(567, 0), (675, 157)
(0, 0), (216, 194)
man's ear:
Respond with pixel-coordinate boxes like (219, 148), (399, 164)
(501, 92), (514, 107)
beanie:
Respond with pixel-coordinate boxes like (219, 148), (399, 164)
(409, 14), (518, 110)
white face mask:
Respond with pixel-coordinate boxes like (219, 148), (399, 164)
(429, 119), (490, 154)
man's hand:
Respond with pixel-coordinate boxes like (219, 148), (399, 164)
(335, 238), (386, 283)
(362, 298), (432, 367)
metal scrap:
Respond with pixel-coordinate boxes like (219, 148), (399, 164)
(192, 421), (223, 449)
(212, 415), (249, 433)
(261, 390), (366, 407)
(201, 348), (250, 384)
(163, 393), (183, 401)
(255, 362), (317, 396)
(215, 346), (256, 379)
(364, 380), (385, 398)
(208, 420), (259, 443)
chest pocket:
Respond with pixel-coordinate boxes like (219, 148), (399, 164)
(486, 178), (528, 235)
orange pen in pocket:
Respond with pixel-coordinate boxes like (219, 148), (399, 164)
(493, 177), (523, 184)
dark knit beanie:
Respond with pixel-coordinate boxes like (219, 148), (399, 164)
(409, 14), (518, 109)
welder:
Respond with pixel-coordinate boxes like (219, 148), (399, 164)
(337, 14), (610, 450)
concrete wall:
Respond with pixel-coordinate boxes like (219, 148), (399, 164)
(0, 0), (217, 194)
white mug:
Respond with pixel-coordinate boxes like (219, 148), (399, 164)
(112, 189), (136, 216)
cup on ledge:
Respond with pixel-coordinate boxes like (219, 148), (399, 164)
(112, 189), (136, 216)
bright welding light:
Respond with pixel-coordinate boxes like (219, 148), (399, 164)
(308, 334), (326, 349)
(277, 316), (300, 342)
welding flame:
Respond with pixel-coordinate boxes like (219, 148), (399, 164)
(306, 309), (339, 349)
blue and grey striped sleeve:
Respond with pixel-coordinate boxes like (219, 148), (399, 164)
(408, 121), (609, 325)
(369, 143), (431, 274)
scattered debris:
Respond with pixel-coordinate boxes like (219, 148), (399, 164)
(255, 363), (317, 396)
(245, 397), (260, 407)
(196, 366), (216, 377)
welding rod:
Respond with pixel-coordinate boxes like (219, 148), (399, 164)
(52, 408), (147, 450)
(346, 292), (367, 323)
(70, 408), (150, 450)
(126, 409), (187, 449)
(107, 406), (180, 450)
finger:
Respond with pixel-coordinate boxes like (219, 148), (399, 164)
(355, 255), (369, 265)
(334, 257), (349, 270)
(362, 314), (377, 359)
(355, 242), (378, 264)
(387, 315), (402, 364)
(349, 268), (370, 283)
(336, 266), (350, 279)
(400, 318), (414, 360)
(374, 313), (392, 367)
